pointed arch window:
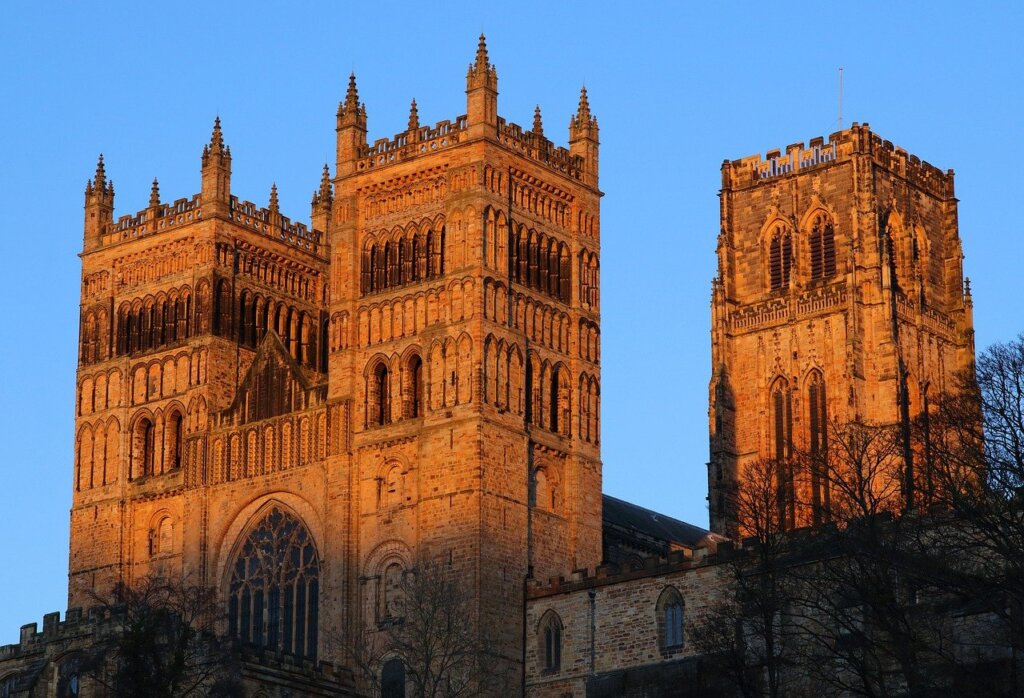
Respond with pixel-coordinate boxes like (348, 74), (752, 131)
(884, 224), (900, 293)
(656, 586), (685, 651)
(539, 611), (563, 673)
(768, 224), (793, 291)
(771, 379), (795, 529)
(809, 213), (836, 280)
(228, 507), (320, 659)
(808, 372), (829, 524)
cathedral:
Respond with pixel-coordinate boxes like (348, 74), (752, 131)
(0, 36), (985, 697)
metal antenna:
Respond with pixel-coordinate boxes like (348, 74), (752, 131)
(838, 67), (844, 130)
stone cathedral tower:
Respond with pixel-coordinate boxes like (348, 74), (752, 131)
(708, 124), (974, 536)
(71, 35), (602, 685)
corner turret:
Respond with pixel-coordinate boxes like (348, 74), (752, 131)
(311, 164), (334, 239)
(336, 73), (368, 177)
(569, 87), (599, 187)
(200, 117), (232, 217)
(83, 154), (114, 252)
(466, 34), (498, 139)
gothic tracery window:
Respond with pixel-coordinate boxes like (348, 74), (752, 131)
(228, 507), (320, 659)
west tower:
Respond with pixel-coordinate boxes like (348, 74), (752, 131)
(709, 124), (974, 536)
(70, 36), (602, 687)
(326, 36), (603, 675)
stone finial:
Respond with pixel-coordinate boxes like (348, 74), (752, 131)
(320, 164), (332, 195)
(345, 72), (359, 111)
(93, 154), (107, 190)
(149, 178), (160, 208)
(269, 183), (279, 213)
(474, 33), (489, 70)
(533, 105), (544, 137)
(408, 99), (419, 132)
(576, 86), (592, 123)
(313, 164), (333, 207)
(964, 277), (972, 301)
(203, 116), (230, 167)
(210, 116), (224, 153)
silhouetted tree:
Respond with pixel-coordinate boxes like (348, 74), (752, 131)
(346, 562), (512, 697)
(82, 576), (243, 698)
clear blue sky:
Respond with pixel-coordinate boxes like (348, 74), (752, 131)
(0, 2), (1020, 643)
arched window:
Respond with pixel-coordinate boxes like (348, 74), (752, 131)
(381, 561), (405, 622)
(56, 656), (81, 698)
(150, 516), (173, 557)
(809, 213), (836, 280)
(1, 673), (18, 698)
(228, 507), (320, 659)
(132, 417), (156, 478)
(768, 224), (793, 291)
(808, 372), (829, 524)
(167, 411), (184, 470)
(381, 658), (406, 698)
(378, 464), (402, 510)
(370, 362), (391, 427)
(214, 279), (232, 337)
(550, 365), (570, 436)
(405, 354), (423, 418)
(884, 223), (900, 292)
(770, 379), (794, 529)
(539, 611), (562, 673)
(656, 586), (685, 651)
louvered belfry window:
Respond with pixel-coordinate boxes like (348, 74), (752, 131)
(769, 225), (792, 291)
(810, 213), (836, 280)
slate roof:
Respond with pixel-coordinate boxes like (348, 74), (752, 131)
(602, 494), (710, 548)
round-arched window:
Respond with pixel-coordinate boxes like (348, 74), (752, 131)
(227, 506), (320, 659)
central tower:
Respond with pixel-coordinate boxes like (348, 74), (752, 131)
(709, 124), (974, 535)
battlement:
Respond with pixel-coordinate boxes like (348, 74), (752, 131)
(351, 111), (585, 182)
(96, 192), (323, 257)
(356, 114), (468, 172)
(527, 539), (729, 598)
(497, 116), (584, 180)
(228, 196), (323, 256)
(0, 607), (102, 661)
(725, 123), (954, 198)
(101, 194), (202, 246)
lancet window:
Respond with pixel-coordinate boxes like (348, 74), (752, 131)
(809, 213), (836, 280)
(656, 586), (685, 651)
(807, 371), (829, 524)
(768, 223), (793, 291)
(539, 610), (563, 673)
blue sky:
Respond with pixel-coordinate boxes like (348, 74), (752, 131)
(0, 2), (1020, 642)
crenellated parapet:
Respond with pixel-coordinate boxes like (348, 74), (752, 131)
(84, 118), (328, 259)
(526, 540), (730, 599)
(725, 123), (954, 199)
(336, 35), (598, 189)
